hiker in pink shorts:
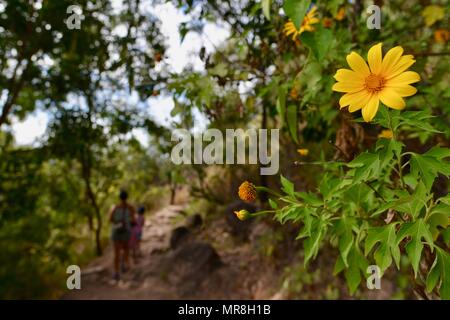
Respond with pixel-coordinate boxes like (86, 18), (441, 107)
(129, 206), (145, 262)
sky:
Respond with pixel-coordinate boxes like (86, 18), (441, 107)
(10, 1), (229, 146)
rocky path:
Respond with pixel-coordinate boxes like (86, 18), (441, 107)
(62, 205), (188, 299)
(62, 204), (279, 300)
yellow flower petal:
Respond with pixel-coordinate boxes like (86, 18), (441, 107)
(379, 88), (406, 110)
(339, 90), (367, 108)
(381, 46), (404, 75)
(332, 82), (365, 93)
(334, 69), (365, 82)
(378, 129), (393, 139)
(386, 71), (421, 86)
(367, 43), (382, 75)
(362, 94), (379, 122)
(385, 56), (416, 80)
(308, 6), (318, 16)
(348, 92), (372, 112)
(386, 84), (417, 97)
(346, 52), (370, 76)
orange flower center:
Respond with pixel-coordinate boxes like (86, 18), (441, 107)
(365, 74), (385, 92)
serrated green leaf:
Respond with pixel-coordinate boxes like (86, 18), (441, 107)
(334, 217), (356, 267)
(283, 0), (311, 29)
(392, 182), (428, 219)
(303, 214), (329, 266)
(268, 198), (278, 210)
(280, 175), (295, 197)
(410, 151), (450, 191)
(344, 246), (369, 295)
(299, 26), (332, 62)
(426, 247), (450, 299)
(347, 152), (380, 183)
(297, 191), (322, 206)
(396, 219), (434, 277)
(365, 223), (400, 272)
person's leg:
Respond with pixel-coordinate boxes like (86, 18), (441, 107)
(123, 240), (130, 271)
(113, 241), (120, 279)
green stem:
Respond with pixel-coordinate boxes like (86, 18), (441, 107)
(386, 108), (405, 188)
(255, 186), (283, 198)
(251, 210), (276, 217)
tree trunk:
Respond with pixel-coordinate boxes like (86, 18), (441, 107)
(82, 159), (103, 256)
(0, 60), (30, 127)
(170, 184), (176, 205)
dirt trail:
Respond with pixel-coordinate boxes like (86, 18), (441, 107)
(63, 205), (188, 299)
(62, 205), (280, 300)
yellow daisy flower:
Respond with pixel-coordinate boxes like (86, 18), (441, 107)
(378, 129), (393, 139)
(297, 148), (309, 156)
(335, 7), (345, 21)
(332, 43), (420, 122)
(323, 17), (333, 28)
(283, 6), (320, 40)
(434, 29), (449, 44)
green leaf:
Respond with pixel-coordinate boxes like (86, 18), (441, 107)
(396, 219), (434, 277)
(428, 208), (450, 240)
(268, 198), (278, 210)
(280, 175), (295, 197)
(333, 255), (346, 275)
(297, 191), (322, 206)
(334, 217), (356, 267)
(344, 246), (369, 295)
(347, 152), (380, 184)
(170, 99), (183, 117)
(262, 0), (271, 20)
(391, 182), (428, 219)
(296, 207), (314, 238)
(365, 223), (400, 272)
(410, 150), (450, 191)
(426, 247), (450, 299)
(303, 214), (329, 266)
(376, 138), (404, 169)
(344, 183), (373, 209)
(299, 26), (333, 62)
(283, 0), (311, 29)
(286, 104), (298, 144)
(393, 111), (440, 133)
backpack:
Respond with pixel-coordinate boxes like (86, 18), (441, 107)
(114, 206), (130, 234)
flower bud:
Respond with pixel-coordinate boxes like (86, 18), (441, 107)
(238, 181), (257, 202)
(234, 209), (251, 221)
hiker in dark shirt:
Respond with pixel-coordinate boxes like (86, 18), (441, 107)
(109, 190), (135, 281)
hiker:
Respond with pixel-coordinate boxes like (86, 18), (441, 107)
(129, 206), (145, 262)
(109, 190), (136, 281)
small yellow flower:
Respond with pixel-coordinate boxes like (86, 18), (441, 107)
(422, 5), (445, 27)
(335, 7), (345, 21)
(234, 209), (251, 221)
(434, 29), (450, 44)
(283, 6), (319, 40)
(323, 17), (333, 28)
(332, 43), (420, 122)
(297, 148), (309, 156)
(290, 87), (299, 100)
(238, 181), (257, 202)
(378, 129), (393, 139)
